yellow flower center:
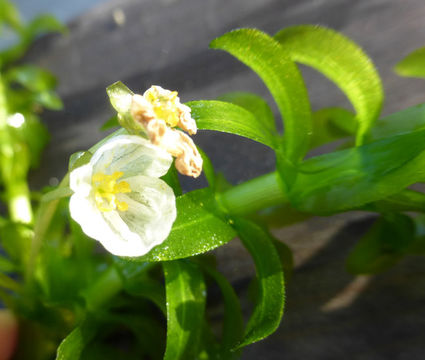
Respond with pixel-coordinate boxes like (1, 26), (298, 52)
(92, 171), (131, 212)
(145, 89), (180, 127)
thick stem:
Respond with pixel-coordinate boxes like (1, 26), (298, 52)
(218, 171), (287, 215)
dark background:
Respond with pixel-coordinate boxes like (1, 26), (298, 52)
(16, 0), (425, 358)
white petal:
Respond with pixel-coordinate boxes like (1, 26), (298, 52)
(115, 176), (176, 255)
(69, 164), (92, 196)
(90, 135), (172, 178)
(69, 194), (124, 248)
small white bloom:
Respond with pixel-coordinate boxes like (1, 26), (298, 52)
(69, 135), (176, 257)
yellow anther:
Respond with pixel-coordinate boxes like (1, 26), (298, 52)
(92, 171), (131, 212)
(145, 87), (181, 127)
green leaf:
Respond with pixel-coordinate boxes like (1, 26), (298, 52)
(0, 255), (16, 273)
(232, 218), (285, 349)
(163, 260), (206, 360)
(217, 91), (276, 134)
(188, 100), (276, 149)
(26, 14), (66, 36)
(200, 262), (243, 354)
(7, 114), (49, 169)
(6, 65), (57, 92)
(211, 28), (311, 162)
(197, 147), (216, 190)
(369, 103), (425, 141)
(275, 25), (383, 144)
(160, 161), (182, 196)
(394, 48), (425, 78)
(310, 107), (355, 149)
(0, 0), (21, 30)
(363, 189), (425, 213)
(290, 128), (425, 214)
(33, 90), (63, 110)
(56, 320), (97, 360)
(100, 115), (119, 131)
(346, 213), (415, 274)
(0, 272), (20, 291)
(135, 189), (236, 262)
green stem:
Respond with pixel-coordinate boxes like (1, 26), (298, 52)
(7, 180), (33, 224)
(83, 266), (123, 312)
(218, 171), (287, 215)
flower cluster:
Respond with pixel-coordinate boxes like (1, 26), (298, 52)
(130, 86), (203, 178)
(70, 84), (203, 257)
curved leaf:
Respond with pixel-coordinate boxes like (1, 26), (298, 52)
(56, 320), (97, 360)
(275, 25), (383, 144)
(370, 103), (425, 141)
(232, 218), (285, 349)
(346, 213), (415, 274)
(188, 100), (276, 149)
(290, 128), (425, 213)
(200, 262), (244, 353)
(394, 48), (425, 78)
(163, 260), (206, 360)
(211, 28), (311, 162)
(135, 189), (236, 262)
(217, 91), (276, 134)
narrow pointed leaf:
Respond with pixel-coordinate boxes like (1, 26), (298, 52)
(211, 28), (311, 162)
(370, 103), (425, 141)
(163, 260), (206, 360)
(232, 218), (285, 348)
(188, 100), (276, 149)
(217, 91), (276, 133)
(346, 214), (415, 274)
(275, 25), (383, 144)
(136, 189), (236, 261)
(56, 320), (97, 360)
(200, 262), (244, 353)
(394, 48), (425, 78)
(290, 129), (425, 213)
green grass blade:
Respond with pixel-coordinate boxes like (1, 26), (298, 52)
(135, 189), (236, 262)
(163, 260), (206, 360)
(210, 28), (311, 162)
(275, 25), (383, 145)
(394, 48), (425, 78)
(188, 100), (276, 149)
(232, 218), (285, 349)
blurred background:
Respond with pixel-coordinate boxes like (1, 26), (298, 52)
(9, 0), (425, 358)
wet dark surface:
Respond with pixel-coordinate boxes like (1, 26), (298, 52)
(23, 0), (425, 358)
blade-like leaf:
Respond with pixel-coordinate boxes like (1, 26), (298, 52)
(232, 218), (285, 348)
(275, 25), (383, 144)
(188, 100), (276, 149)
(363, 189), (425, 213)
(56, 320), (97, 360)
(290, 128), (425, 213)
(217, 91), (276, 134)
(346, 213), (415, 274)
(394, 48), (425, 78)
(200, 262), (244, 353)
(198, 147), (216, 190)
(369, 103), (425, 141)
(211, 28), (311, 162)
(6, 65), (57, 92)
(135, 188), (236, 262)
(163, 260), (206, 360)
(310, 107), (355, 149)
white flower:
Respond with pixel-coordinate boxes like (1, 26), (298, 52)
(69, 135), (176, 257)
